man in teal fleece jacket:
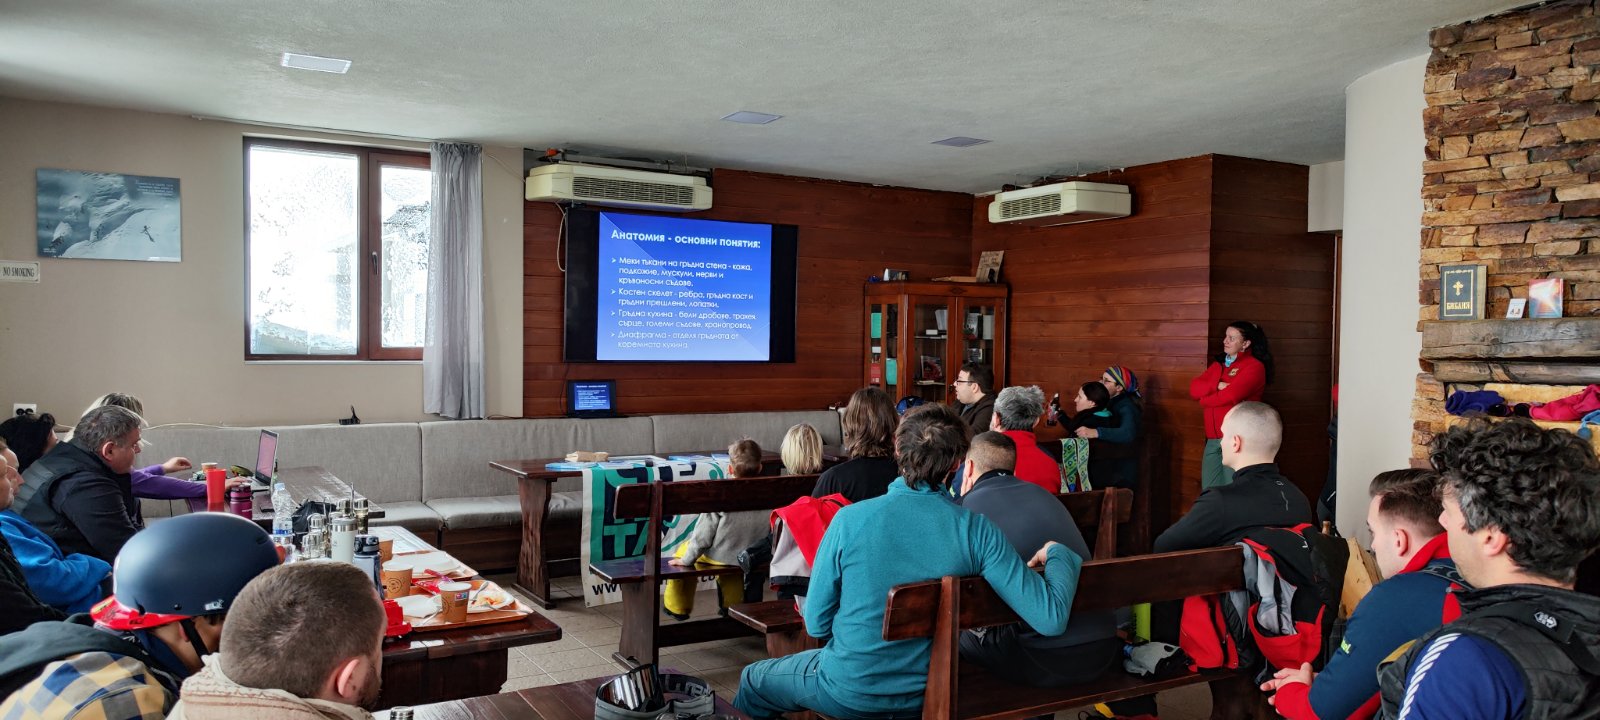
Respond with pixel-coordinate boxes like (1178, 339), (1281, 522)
(735, 404), (1081, 719)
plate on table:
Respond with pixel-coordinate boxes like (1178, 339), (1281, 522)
(395, 551), (466, 579)
(394, 593), (439, 619)
(468, 581), (515, 614)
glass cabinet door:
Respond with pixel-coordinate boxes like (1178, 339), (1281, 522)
(867, 300), (899, 390)
(911, 298), (950, 404)
(958, 301), (999, 380)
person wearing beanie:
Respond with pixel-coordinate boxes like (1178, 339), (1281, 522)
(1073, 365), (1142, 490)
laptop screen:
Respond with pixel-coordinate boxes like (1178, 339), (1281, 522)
(568, 380), (616, 416)
(255, 429), (278, 480)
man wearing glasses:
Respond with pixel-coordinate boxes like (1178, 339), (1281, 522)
(954, 363), (994, 435)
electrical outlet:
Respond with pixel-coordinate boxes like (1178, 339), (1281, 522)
(12, 403), (37, 416)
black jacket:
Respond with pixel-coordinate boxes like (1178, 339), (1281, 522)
(1378, 584), (1600, 719)
(811, 456), (900, 504)
(1153, 463), (1312, 553)
(958, 394), (995, 436)
(0, 614), (180, 701)
(0, 534), (65, 637)
(14, 442), (141, 562)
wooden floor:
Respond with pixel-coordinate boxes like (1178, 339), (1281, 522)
(490, 575), (1216, 720)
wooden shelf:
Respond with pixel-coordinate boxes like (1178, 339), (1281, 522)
(1420, 318), (1600, 360)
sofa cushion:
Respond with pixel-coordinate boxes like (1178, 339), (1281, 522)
(268, 423), (422, 505)
(650, 410), (844, 455)
(367, 501), (444, 534)
(425, 495), (521, 530)
(420, 419), (577, 501)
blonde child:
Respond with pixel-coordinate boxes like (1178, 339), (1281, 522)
(780, 423), (823, 475)
(664, 439), (769, 620)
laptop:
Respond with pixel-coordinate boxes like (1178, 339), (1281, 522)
(252, 429), (278, 491)
(567, 380), (621, 419)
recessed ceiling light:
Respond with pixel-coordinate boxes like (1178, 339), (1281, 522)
(721, 111), (783, 125)
(281, 52), (352, 74)
(932, 136), (990, 148)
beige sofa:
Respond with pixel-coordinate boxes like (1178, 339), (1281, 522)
(139, 410), (842, 568)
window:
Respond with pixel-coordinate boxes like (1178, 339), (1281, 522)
(245, 139), (431, 360)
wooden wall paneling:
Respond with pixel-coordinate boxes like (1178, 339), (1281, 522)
(972, 155), (1218, 535)
(1207, 156), (1335, 510)
(522, 170), (973, 417)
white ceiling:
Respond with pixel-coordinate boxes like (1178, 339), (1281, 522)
(0, 1), (1519, 193)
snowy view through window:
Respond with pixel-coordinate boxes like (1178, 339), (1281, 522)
(380, 165), (430, 348)
(247, 145), (430, 355)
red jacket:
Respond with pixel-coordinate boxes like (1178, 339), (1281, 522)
(1001, 429), (1060, 493)
(1189, 352), (1267, 439)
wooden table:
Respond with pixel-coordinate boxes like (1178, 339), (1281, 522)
(492, 450), (805, 609)
(374, 526), (564, 710)
(374, 675), (747, 719)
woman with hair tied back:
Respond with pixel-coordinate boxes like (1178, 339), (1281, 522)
(0, 411), (61, 472)
(811, 387), (900, 503)
(1059, 382), (1117, 492)
(1189, 321), (1274, 489)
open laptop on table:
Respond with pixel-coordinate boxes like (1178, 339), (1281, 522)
(250, 429), (278, 492)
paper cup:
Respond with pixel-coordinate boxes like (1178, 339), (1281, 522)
(438, 581), (472, 623)
(382, 561), (412, 600)
(378, 538), (394, 563)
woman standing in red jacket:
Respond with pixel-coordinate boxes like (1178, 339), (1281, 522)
(1189, 321), (1274, 489)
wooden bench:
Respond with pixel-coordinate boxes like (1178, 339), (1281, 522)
(589, 472), (822, 668)
(729, 488), (1133, 661)
(909, 546), (1245, 719)
(741, 547), (1246, 720)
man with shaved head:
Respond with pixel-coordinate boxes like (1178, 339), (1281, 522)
(1153, 401), (1311, 553)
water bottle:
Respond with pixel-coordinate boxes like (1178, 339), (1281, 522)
(330, 514), (357, 564)
(353, 534), (382, 593)
(270, 482), (295, 538)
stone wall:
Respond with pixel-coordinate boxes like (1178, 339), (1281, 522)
(1415, 0), (1600, 461)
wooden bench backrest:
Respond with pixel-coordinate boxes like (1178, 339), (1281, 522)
(882, 546), (1243, 642)
(902, 546), (1245, 720)
(612, 473), (821, 519)
(1057, 488), (1131, 560)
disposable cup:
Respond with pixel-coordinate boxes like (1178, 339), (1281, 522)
(438, 581), (472, 623)
(381, 561), (412, 600)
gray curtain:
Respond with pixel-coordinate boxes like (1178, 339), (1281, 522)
(423, 142), (486, 419)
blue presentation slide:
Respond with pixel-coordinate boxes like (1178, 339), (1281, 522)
(571, 383), (613, 411)
(596, 212), (772, 361)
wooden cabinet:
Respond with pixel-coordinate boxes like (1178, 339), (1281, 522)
(864, 281), (1008, 404)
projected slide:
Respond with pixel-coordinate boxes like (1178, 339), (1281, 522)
(597, 212), (773, 361)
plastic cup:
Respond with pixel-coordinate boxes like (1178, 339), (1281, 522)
(438, 581), (472, 623)
(205, 468), (227, 512)
(382, 560), (413, 600)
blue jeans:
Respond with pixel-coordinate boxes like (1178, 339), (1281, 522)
(734, 650), (919, 720)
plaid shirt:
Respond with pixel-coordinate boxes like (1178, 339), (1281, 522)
(0, 651), (174, 720)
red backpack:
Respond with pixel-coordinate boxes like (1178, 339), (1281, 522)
(1180, 524), (1349, 674)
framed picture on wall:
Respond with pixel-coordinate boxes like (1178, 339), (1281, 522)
(36, 169), (181, 262)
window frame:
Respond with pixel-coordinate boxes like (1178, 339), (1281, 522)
(243, 138), (431, 361)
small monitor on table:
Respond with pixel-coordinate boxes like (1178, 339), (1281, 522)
(567, 380), (618, 419)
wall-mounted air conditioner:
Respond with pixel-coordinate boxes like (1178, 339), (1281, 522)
(525, 162), (712, 212)
(987, 181), (1131, 226)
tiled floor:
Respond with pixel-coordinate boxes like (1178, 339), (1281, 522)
(490, 574), (1212, 720)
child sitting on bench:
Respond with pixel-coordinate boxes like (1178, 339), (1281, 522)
(664, 439), (769, 620)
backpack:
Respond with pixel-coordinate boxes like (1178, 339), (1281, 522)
(1179, 524), (1349, 675)
(766, 493), (850, 608)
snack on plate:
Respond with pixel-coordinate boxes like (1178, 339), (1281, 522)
(471, 586), (510, 611)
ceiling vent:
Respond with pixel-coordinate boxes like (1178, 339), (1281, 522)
(987, 181), (1131, 226)
(526, 163), (712, 212)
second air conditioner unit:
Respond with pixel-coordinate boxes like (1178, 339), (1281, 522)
(988, 181), (1131, 226)
(525, 162), (713, 212)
